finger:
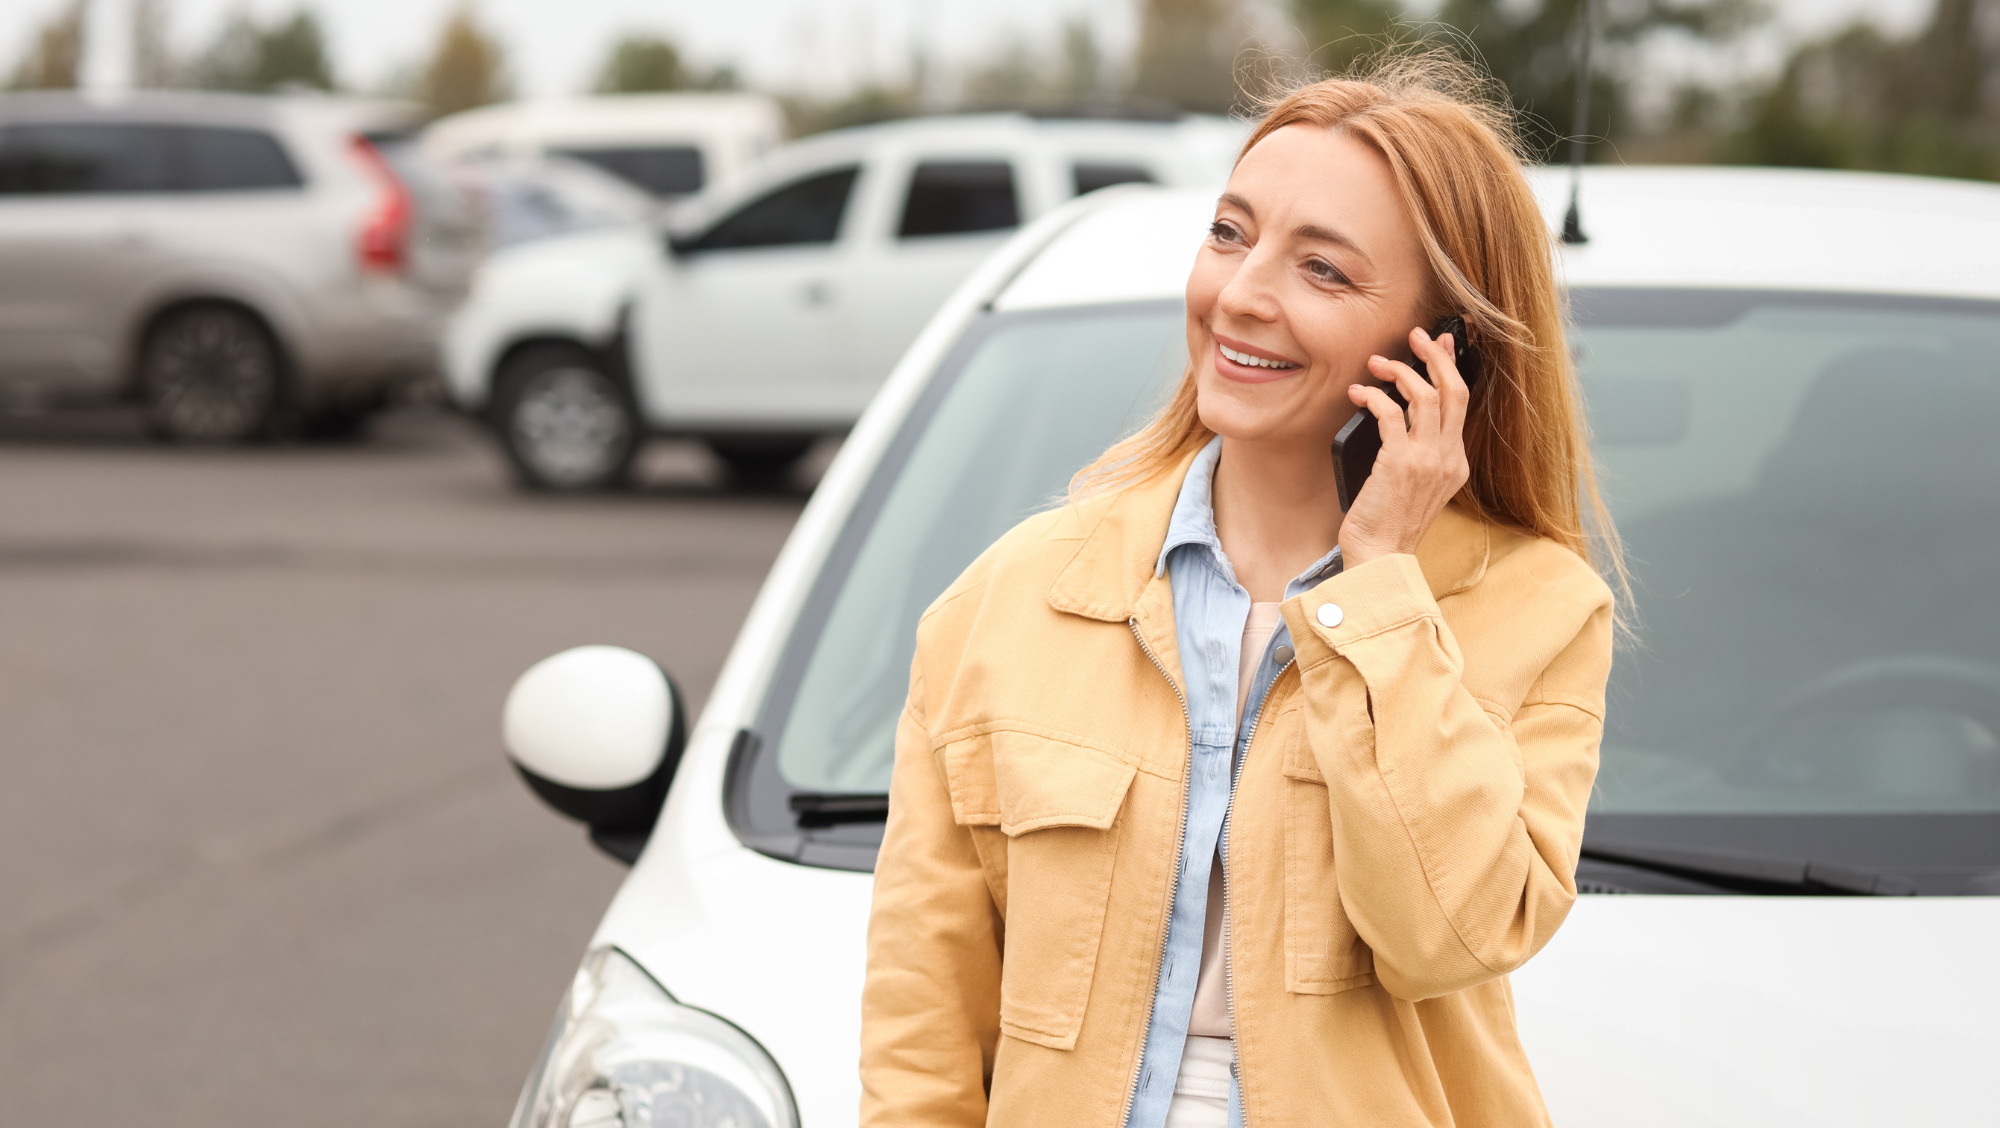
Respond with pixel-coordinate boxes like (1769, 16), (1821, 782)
(1347, 383), (1410, 447)
(1413, 327), (1471, 437)
(1365, 353), (1435, 439)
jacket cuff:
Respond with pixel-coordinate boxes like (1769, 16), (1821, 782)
(1283, 553), (1440, 668)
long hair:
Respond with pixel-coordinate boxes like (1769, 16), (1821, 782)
(1070, 51), (1627, 596)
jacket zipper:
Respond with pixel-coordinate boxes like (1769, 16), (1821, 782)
(1121, 616), (1194, 1128)
(1216, 651), (1292, 1128)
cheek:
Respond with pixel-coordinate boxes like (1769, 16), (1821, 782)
(1184, 249), (1228, 322)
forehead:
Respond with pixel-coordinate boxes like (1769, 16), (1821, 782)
(1226, 123), (1415, 252)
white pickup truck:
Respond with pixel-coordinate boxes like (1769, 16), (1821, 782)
(442, 112), (1243, 488)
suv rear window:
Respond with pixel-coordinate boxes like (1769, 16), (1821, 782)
(898, 160), (1019, 238)
(0, 122), (302, 194)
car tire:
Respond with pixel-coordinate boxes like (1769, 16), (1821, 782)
(705, 434), (814, 489)
(492, 345), (641, 491)
(139, 304), (284, 443)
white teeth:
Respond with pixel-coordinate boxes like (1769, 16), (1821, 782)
(1220, 344), (1298, 370)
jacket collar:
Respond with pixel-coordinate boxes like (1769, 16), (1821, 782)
(1047, 444), (1492, 623)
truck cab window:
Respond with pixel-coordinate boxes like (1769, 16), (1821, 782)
(898, 160), (1018, 239)
(1072, 161), (1155, 196)
(683, 166), (859, 252)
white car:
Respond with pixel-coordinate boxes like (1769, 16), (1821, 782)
(441, 112), (1245, 488)
(497, 168), (2000, 1128)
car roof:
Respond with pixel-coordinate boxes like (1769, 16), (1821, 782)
(994, 165), (2000, 311)
(0, 89), (417, 134)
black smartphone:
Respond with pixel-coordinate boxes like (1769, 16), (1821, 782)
(1331, 315), (1483, 513)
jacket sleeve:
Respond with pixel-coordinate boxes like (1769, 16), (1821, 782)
(859, 663), (1004, 1127)
(1283, 550), (1613, 1002)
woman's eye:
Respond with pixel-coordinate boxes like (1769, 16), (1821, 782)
(1208, 220), (1242, 244)
(1307, 258), (1351, 285)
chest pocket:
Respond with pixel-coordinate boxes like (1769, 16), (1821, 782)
(942, 728), (1135, 1051)
(1275, 703), (1377, 994)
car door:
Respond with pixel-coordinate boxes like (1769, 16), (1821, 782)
(634, 164), (860, 428)
(835, 155), (1023, 408)
(0, 120), (176, 399)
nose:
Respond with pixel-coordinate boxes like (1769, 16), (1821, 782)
(1214, 239), (1283, 324)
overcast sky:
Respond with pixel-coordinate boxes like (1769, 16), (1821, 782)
(2, 0), (1944, 102)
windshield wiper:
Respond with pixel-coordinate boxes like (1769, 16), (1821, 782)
(789, 792), (889, 829)
(1581, 840), (1917, 896)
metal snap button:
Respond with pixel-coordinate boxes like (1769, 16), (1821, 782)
(1316, 603), (1344, 628)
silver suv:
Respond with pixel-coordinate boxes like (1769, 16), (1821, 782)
(0, 90), (479, 441)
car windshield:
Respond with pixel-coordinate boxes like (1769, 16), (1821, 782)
(755, 290), (2000, 881)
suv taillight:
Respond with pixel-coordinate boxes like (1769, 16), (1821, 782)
(349, 135), (411, 275)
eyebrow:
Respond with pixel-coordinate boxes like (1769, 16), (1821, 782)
(1218, 192), (1374, 265)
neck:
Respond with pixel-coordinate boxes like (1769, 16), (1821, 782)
(1211, 434), (1345, 603)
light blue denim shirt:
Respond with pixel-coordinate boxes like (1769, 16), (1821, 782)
(1124, 436), (1342, 1128)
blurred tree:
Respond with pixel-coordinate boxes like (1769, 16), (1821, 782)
(1730, 0), (1999, 179)
(133, 0), (178, 87)
(8, 0), (89, 90)
(959, 18), (1111, 109)
(1428, 0), (1761, 160)
(191, 8), (335, 91)
(596, 34), (685, 93)
(1130, 0), (1253, 113)
(1055, 17), (1108, 102)
(594, 32), (740, 93)
(1294, 0), (1401, 74)
(422, 3), (509, 118)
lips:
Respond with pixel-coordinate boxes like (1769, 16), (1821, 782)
(1212, 335), (1303, 383)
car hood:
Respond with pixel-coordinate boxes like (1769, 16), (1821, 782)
(595, 841), (1999, 1128)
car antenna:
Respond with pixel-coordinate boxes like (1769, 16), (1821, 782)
(1561, 0), (1594, 246)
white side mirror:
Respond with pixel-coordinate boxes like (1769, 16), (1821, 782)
(503, 645), (684, 862)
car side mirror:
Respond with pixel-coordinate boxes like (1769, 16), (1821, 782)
(503, 645), (685, 864)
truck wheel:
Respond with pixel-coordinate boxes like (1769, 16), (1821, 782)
(139, 305), (282, 443)
(492, 345), (641, 491)
(705, 435), (814, 489)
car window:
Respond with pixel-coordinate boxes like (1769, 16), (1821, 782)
(176, 126), (302, 191)
(683, 166), (858, 252)
(762, 303), (1186, 792)
(553, 145), (704, 196)
(897, 160), (1019, 239)
(0, 122), (175, 193)
(1073, 161), (1156, 196)
(746, 289), (2000, 875)
(1572, 290), (2000, 817)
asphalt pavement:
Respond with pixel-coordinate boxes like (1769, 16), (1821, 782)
(0, 407), (824, 1127)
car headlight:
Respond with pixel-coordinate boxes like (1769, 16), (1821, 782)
(510, 947), (799, 1128)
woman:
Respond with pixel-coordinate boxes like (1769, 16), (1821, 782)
(861, 56), (1619, 1128)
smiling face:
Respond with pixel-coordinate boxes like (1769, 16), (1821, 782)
(1186, 123), (1431, 448)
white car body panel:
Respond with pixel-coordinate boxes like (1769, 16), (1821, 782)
(442, 227), (657, 408)
(569, 170), (2000, 1127)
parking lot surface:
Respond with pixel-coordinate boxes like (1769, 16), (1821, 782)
(0, 409), (818, 1127)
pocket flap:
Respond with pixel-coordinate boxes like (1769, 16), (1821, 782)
(942, 729), (1136, 835)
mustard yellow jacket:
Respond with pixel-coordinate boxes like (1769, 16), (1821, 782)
(860, 449), (1615, 1127)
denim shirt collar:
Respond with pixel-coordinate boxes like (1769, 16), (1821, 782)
(1153, 435), (1343, 594)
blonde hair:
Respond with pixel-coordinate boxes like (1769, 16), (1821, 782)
(1071, 52), (1626, 595)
